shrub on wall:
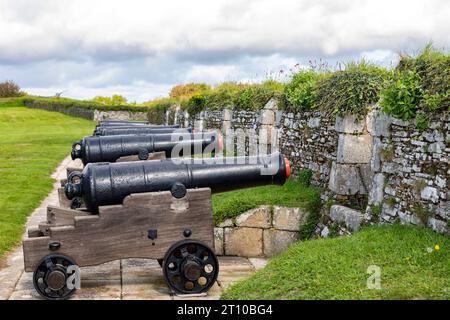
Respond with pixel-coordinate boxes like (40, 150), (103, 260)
(205, 82), (248, 110)
(235, 85), (278, 110)
(315, 61), (389, 118)
(284, 70), (322, 110)
(181, 92), (208, 115)
(169, 83), (211, 100)
(92, 94), (128, 106)
(381, 44), (450, 122)
(182, 81), (286, 114)
(380, 69), (422, 120)
(143, 97), (178, 123)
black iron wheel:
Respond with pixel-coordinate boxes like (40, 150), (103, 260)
(162, 240), (219, 294)
(33, 254), (77, 300)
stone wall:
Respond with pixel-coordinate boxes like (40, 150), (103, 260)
(163, 102), (449, 236)
(25, 101), (95, 120)
(214, 205), (310, 257)
(93, 110), (148, 121)
(280, 111), (337, 188)
(366, 111), (449, 234)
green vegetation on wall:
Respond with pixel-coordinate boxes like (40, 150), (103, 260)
(380, 44), (450, 124)
(23, 96), (150, 112)
(91, 94), (128, 106)
(284, 70), (323, 110)
(21, 45), (449, 126)
(315, 62), (390, 117)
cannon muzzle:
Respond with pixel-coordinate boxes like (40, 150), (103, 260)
(65, 152), (290, 212)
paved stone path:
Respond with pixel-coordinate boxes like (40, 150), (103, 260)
(0, 156), (267, 300)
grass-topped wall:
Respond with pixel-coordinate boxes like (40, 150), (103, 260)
(22, 45), (449, 128)
(156, 45), (448, 128)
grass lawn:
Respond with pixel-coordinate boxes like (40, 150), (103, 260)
(222, 224), (450, 300)
(211, 177), (322, 225)
(0, 99), (94, 259)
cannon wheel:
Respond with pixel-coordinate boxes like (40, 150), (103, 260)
(162, 240), (219, 295)
(33, 254), (77, 300)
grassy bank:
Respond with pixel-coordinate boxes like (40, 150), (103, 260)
(222, 224), (450, 300)
(211, 177), (321, 225)
(0, 99), (94, 259)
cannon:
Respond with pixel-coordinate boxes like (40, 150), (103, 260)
(95, 126), (192, 136)
(93, 123), (180, 135)
(65, 152), (289, 212)
(99, 120), (149, 124)
(23, 152), (291, 299)
(71, 132), (222, 165)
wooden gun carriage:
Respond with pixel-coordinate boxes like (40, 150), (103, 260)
(24, 187), (217, 300)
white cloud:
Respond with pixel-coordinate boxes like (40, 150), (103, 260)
(0, 0), (448, 101)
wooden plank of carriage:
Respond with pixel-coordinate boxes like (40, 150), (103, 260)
(22, 188), (214, 271)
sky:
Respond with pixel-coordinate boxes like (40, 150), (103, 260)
(0, 0), (448, 103)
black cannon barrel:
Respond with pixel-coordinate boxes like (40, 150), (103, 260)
(93, 124), (181, 135)
(99, 120), (149, 124)
(95, 127), (192, 136)
(72, 132), (223, 164)
(65, 152), (291, 212)
(97, 122), (180, 128)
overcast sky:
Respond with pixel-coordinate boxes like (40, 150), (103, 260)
(0, 0), (448, 102)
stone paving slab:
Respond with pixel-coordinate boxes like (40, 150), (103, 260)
(0, 156), (267, 300)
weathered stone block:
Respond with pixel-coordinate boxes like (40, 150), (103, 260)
(421, 186), (439, 203)
(366, 109), (392, 137)
(359, 163), (374, 193)
(258, 127), (276, 148)
(398, 212), (422, 225)
(214, 228), (224, 255)
(370, 137), (383, 172)
(260, 109), (275, 125)
(427, 217), (448, 234)
(328, 162), (365, 195)
(218, 219), (233, 228)
(381, 162), (402, 174)
(368, 173), (385, 205)
(437, 201), (449, 220)
(307, 117), (321, 128)
(335, 114), (365, 133)
(337, 134), (373, 164)
(236, 206), (271, 229)
(320, 226), (330, 238)
(263, 229), (298, 257)
(329, 205), (364, 231)
(264, 98), (278, 111)
(224, 227), (263, 257)
(222, 109), (232, 121)
(272, 206), (309, 231)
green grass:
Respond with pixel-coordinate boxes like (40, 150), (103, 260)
(211, 178), (321, 225)
(221, 224), (450, 299)
(0, 99), (94, 259)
